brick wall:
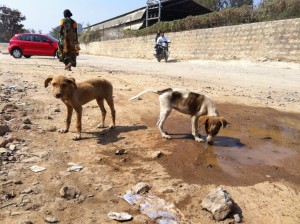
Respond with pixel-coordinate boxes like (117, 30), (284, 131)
(81, 18), (300, 62)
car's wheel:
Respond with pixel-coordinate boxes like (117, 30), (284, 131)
(12, 48), (23, 58)
(24, 55), (31, 58)
(54, 50), (59, 58)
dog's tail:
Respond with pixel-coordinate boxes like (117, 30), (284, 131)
(129, 89), (159, 101)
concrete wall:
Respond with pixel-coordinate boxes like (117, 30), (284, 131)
(81, 18), (300, 62)
(0, 43), (9, 53)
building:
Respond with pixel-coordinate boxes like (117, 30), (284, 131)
(84, 0), (211, 40)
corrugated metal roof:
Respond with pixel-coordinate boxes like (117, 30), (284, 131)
(88, 8), (146, 30)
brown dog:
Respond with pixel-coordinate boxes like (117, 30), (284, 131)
(130, 88), (227, 145)
(45, 75), (116, 140)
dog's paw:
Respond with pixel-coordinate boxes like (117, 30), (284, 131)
(162, 134), (172, 140)
(97, 124), (105, 128)
(108, 124), (115, 129)
(72, 134), (81, 141)
(58, 128), (68, 133)
(195, 137), (205, 143)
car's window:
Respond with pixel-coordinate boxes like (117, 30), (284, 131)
(18, 34), (31, 41)
(35, 35), (48, 42)
(47, 35), (59, 43)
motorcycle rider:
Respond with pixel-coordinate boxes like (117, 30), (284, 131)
(156, 32), (169, 56)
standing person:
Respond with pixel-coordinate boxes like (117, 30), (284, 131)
(58, 9), (79, 71)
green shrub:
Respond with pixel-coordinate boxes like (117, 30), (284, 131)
(82, 0), (300, 42)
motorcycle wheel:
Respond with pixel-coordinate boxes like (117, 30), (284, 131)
(164, 51), (169, 62)
(157, 55), (161, 62)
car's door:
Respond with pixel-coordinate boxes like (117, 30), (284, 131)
(33, 35), (54, 56)
(18, 34), (36, 55)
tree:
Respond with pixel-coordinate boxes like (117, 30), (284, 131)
(48, 25), (60, 39)
(0, 5), (26, 42)
(196, 0), (253, 11)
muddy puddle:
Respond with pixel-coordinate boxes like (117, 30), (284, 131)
(149, 103), (300, 186)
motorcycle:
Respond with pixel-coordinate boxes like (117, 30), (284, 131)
(155, 41), (170, 62)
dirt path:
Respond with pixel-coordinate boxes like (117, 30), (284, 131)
(0, 54), (299, 224)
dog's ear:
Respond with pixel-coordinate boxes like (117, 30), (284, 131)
(219, 117), (228, 128)
(44, 76), (54, 88)
(66, 77), (77, 89)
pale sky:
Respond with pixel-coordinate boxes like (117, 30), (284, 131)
(0, 0), (146, 33)
(1, 0), (261, 34)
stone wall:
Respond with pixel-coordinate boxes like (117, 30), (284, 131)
(0, 43), (9, 53)
(81, 18), (300, 62)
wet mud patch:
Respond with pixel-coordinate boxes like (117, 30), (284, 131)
(149, 103), (300, 186)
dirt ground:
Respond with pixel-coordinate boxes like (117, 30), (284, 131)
(0, 53), (300, 224)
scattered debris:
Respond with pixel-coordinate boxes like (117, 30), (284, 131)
(123, 183), (187, 223)
(67, 162), (84, 172)
(107, 212), (133, 221)
(30, 165), (46, 173)
(115, 149), (126, 155)
(133, 182), (151, 194)
(152, 151), (163, 158)
(44, 216), (59, 223)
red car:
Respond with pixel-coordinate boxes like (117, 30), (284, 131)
(8, 33), (59, 58)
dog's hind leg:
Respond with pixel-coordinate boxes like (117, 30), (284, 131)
(96, 98), (107, 128)
(105, 96), (116, 128)
(191, 115), (204, 142)
(157, 108), (172, 139)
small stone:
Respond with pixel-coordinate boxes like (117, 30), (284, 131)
(14, 180), (23, 184)
(44, 216), (59, 223)
(134, 182), (151, 194)
(21, 187), (33, 194)
(115, 149), (126, 155)
(18, 220), (33, 224)
(152, 151), (163, 158)
(59, 186), (79, 200)
(23, 118), (32, 124)
(108, 212), (132, 221)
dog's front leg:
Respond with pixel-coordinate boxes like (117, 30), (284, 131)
(191, 115), (204, 142)
(59, 104), (73, 134)
(73, 105), (83, 140)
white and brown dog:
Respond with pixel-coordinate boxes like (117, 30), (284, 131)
(45, 75), (116, 140)
(129, 88), (227, 144)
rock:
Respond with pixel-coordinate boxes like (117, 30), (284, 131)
(115, 149), (126, 155)
(30, 165), (46, 172)
(18, 220), (33, 224)
(134, 182), (151, 194)
(23, 118), (32, 124)
(201, 187), (234, 221)
(22, 157), (40, 163)
(0, 124), (10, 136)
(14, 180), (23, 184)
(59, 186), (80, 200)
(44, 216), (59, 223)
(21, 187), (33, 194)
(152, 151), (163, 158)
(67, 163), (84, 172)
(9, 144), (17, 151)
(108, 212), (132, 221)
(22, 124), (31, 130)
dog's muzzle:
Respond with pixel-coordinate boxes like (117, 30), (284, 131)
(206, 135), (214, 145)
(55, 93), (62, 98)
